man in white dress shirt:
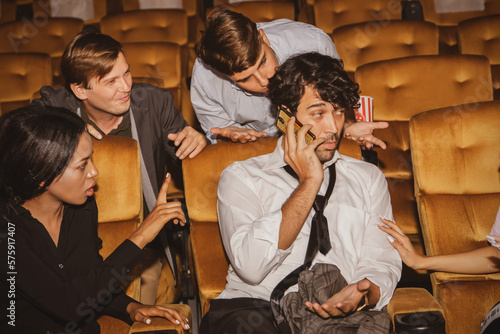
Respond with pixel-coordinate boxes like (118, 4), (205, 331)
(199, 53), (401, 333)
(191, 8), (389, 147)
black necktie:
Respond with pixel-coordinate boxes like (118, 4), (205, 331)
(271, 163), (336, 333)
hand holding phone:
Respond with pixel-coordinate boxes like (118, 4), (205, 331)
(276, 106), (316, 144)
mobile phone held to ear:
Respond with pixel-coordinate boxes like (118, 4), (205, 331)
(276, 106), (316, 145)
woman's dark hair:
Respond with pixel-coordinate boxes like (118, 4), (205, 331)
(0, 105), (86, 215)
(268, 52), (360, 121)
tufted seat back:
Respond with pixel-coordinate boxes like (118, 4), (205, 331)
(355, 55), (493, 284)
(313, 0), (401, 35)
(410, 101), (500, 334)
(458, 14), (500, 100)
(222, 1), (295, 22)
(0, 18), (84, 85)
(122, 42), (183, 110)
(0, 52), (52, 115)
(101, 9), (188, 46)
(419, 0), (500, 54)
(101, 9), (189, 78)
(332, 20), (439, 80)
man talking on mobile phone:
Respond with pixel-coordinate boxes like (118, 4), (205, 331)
(191, 8), (389, 147)
(199, 53), (401, 333)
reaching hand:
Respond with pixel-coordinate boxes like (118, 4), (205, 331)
(305, 279), (372, 318)
(210, 126), (268, 143)
(127, 302), (190, 331)
(167, 126), (206, 159)
(378, 217), (426, 270)
(344, 121), (389, 149)
(283, 117), (324, 185)
(128, 174), (185, 249)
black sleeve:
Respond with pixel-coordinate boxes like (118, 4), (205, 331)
(0, 203), (144, 326)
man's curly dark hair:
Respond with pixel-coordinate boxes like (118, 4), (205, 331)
(268, 53), (360, 121)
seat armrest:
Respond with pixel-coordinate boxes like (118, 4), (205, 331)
(387, 288), (445, 333)
(128, 303), (191, 334)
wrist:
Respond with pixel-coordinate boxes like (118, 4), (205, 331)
(366, 281), (381, 307)
(416, 255), (432, 271)
(128, 231), (148, 250)
(126, 301), (141, 317)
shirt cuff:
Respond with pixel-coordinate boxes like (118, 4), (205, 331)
(104, 239), (144, 274)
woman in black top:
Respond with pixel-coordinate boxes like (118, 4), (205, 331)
(0, 105), (189, 333)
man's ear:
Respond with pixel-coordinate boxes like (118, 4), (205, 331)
(70, 83), (87, 101)
(259, 29), (271, 47)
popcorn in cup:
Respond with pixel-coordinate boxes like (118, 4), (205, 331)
(354, 96), (374, 123)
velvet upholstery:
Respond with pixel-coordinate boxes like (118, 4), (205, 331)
(101, 9), (190, 77)
(224, 1), (295, 22)
(92, 136), (188, 333)
(386, 287), (444, 329)
(458, 14), (500, 100)
(410, 101), (500, 334)
(0, 18), (83, 85)
(120, 0), (204, 47)
(419, 0), (500, 54)
(32, 0), (106, 26)
(0, 52), (52, 115)
(313, 0), (401, 35)
(355, 55), (493, 283)
(184, 136), (363, 316)
(122, 42), (183, 111)
(331, 20), (439, 81)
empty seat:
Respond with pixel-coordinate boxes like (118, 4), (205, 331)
(0, 52), (52, 115)
(0, 17), (84, 85)
(355, 54), (493, 285)
(313, 0), (401, 35)
(419, 0), (500, 54)
(223, 1), (295, 22)
(332, 19), (438, 80)
(100, 9), (190, 77)
(458, 14), (500, 100)
(410, 100), (500, 334)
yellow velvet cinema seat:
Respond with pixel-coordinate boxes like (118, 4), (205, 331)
(222, 1), (295, 22)
(355, 54), (494, 285)
(121, 41), (200, 130)
(121, 0), (205, 50)
(331, 19), (439, 81)
(419, 0), (500, 55)
(410, 100), (500, 334)
(0, 52), (52, 115)
(184, 137), (445, 330)
(313, 0), (401, 36)
(458, 14), (500, 100)
(100, 9), (190, 78)
(0, 17), (83, 86)
(92, 135), (191, 334)
(122, 42), (184, 112)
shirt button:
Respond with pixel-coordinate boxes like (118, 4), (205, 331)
(58, 264), (64, 269)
